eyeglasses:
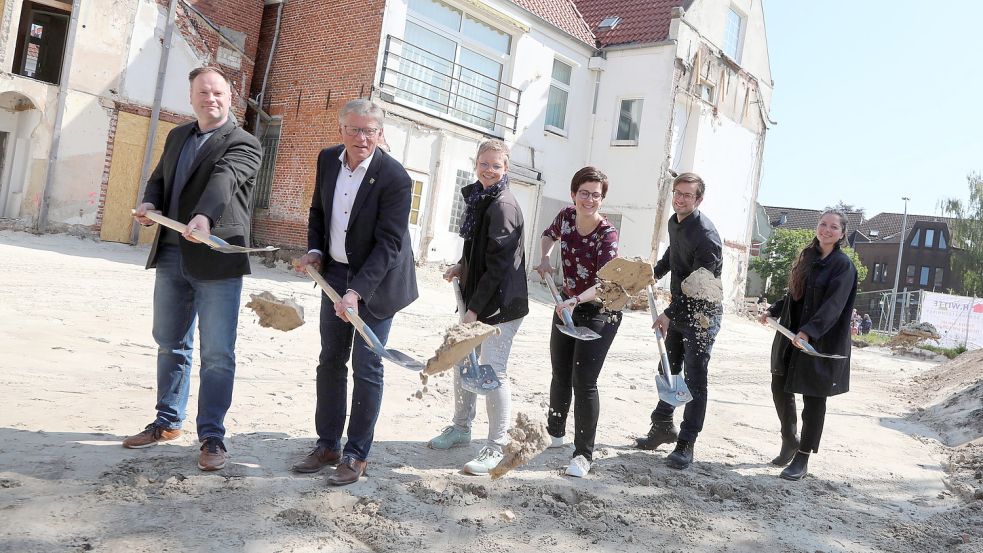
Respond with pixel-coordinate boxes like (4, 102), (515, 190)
(672, 189), (698, 200)
(478, 162), (504, 171)
(576, 190), (603, 200)
(342, 126), (380, 138)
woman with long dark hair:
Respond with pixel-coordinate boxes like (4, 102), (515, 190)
(758, 210), (857, 481)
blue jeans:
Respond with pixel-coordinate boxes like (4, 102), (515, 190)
(152, 245), (242, 441)
(652, 313), (721, 443)
(315, 261), (393, 461)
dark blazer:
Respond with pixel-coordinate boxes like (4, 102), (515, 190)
(143, 117), (262, 280)
(307, 144), (418, 320)
(459, 182), (529, 325)
(768, 248), (858, 397)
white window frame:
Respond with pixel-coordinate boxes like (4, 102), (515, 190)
(612, 97), (643, 146)
(723, 6), (746, 63)
(545, 57), (573, 136)
(401, 0), (514, 134)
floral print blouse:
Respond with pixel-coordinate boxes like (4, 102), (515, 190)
(543, 206), (620, 296)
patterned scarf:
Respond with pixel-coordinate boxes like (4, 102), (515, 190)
(458, 174), (509, 240)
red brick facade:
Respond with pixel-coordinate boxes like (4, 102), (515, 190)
(248, 0), (387, 248)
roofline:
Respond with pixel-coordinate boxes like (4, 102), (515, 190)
(507, 0), (596, 48)
(599, 38), (676, 52)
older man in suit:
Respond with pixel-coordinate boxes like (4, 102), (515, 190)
(126, 66), (262, 472)
(292, 99), (418, 486)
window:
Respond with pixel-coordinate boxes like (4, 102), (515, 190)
(910, 228), (920, 247)
(939, 232), (947, 249)
(613, 98), (643, 145)
(919, 266), (930, 287)
(905, 265), (915, 285)
(924, 228), (935, 248)
(395, 0), (514, 132)
(409, 180), (425, 225)
(448, 169), (473, 232)
(880, 265), (888, 283)
(872, 263), (882, 283)
(723, 7), (745, 62)
(13, 2), (71, 85)
(252, 117), (282, 209)
(934, 268), (944, 290)
(545, 59), (571, 133)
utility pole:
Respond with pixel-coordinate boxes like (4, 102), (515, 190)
(888, 197), (910, 332)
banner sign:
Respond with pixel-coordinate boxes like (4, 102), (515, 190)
(919, 291), (983, 349)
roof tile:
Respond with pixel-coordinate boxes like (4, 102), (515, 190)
(573, 0), (684, 47)
(511, 0), (595, 45)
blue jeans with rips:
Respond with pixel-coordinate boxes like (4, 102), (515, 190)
(314, 261), (393, 461)
(151, 245), (242, 442)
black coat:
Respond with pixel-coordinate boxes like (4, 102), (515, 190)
(143, 117), (262, 280)
(459, 183), (529, 325)
(768, 248), (857, 397)
(307, 145), (419, 320)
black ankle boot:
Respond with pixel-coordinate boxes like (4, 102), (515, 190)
(666, 440), (694, 470)
(636, 419), (679, 450)
(780, 451), (809, 481)
(771, 436), (800, 466)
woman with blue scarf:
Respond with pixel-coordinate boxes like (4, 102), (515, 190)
(427, 139), (529, 476)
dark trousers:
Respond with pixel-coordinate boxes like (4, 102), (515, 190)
(651, 314), (721, 443)
(771, 372), (827, 453)
(314, 261), (393, 461)
(547, 303), (621, 461)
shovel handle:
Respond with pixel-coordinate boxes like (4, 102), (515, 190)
(451, 277), (468, 316)
(305, 265), (377, 345)
(543, 276), (578, 328)
(135, 209), (219, 248)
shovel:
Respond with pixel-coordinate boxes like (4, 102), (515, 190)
(543, 277), (601, 341)
(451, 278), (502, 395)
(305, 266), (425, 371)
(646, 285), (693, 407)
(134, 210), (279, 254)
(766, 317), (847, 359)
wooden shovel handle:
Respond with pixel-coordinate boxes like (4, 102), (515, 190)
(305, 265), (373, 344)
(134, 210), (216, 247)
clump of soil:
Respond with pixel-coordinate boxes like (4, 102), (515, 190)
(490, 412), (550, 480)
(423, 322), (499, 376)
(889, 322), (941, 351)
(245, 292), (304, 331)
(596, 257), (654, 311)
(681, 267), (723, 303)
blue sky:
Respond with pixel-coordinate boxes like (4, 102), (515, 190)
(758, 2), (983, 219)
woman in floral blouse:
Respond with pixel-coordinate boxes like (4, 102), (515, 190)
(535, 166), (621, 478)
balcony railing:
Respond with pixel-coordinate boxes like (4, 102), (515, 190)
(379, 35), (520, 133)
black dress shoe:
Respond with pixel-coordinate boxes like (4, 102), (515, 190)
(771, 436), (800, 466)
(780, 452), (809, 481)
(327, 455), (368, 486)
(636, 419), (679, 450)
(291, 446), (342, 473)
(666, 440), (694, 470)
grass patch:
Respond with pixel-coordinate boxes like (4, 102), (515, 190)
(853, 332), (891, 347)
(916, 343), (967, 359)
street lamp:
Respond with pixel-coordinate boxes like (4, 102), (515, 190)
(888, 197), (910, 332)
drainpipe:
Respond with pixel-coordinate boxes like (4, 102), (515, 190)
(253, 0), (284, 136)
(35, 0), (82, 232)
(129, 0), (179, 244)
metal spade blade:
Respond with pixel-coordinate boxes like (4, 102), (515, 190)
(647, 285), (692, 407)
(543, 277), (601, 341)
(452, 278), (501, 394)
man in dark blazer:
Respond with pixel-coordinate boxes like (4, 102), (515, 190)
(292, 99), (418, 486)
(125, 66), (262, 472)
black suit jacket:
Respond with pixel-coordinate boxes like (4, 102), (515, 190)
(143, 117), (262, 280)
(308, 145), (418, 319)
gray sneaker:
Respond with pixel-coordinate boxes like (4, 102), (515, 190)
(463, 446), (504, 475)
(428, 426), (471, 450)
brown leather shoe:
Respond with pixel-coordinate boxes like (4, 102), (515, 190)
(291, 446), (342, 473)
(327, 455), (367, 486)
(197, 438), (227, 471)
(122, 423), (182, 449)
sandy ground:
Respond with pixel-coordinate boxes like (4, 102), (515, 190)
(0, 230), (981, 553)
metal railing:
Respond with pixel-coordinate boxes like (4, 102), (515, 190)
(856, 289), (924, 333)
(379, 35), (520, 132)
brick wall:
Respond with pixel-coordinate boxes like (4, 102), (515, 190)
(248, 0), (386, 248)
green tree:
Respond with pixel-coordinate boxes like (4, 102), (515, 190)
(940, 173), (983, 296)
(751, 228), (868, 302)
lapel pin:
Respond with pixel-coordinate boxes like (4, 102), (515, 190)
(369, 178), (376, 184)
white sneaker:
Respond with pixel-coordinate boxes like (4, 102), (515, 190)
(463, 446), (504, 475)
(547, 435), (565, 449)
(564, 455), (591, 478)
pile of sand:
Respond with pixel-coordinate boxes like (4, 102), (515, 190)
(423, 322), (499, 376)
(489, 412), (551, 480)
(245, 291), (305, 331)
(596, 257), (653, 311)
(909, 348), (983, 446)
(681, 267), (723, 303)
(890, 322), (942, 351)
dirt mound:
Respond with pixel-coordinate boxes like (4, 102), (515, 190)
(909, 349), (983, 446)
(490, 412), (550, 480)
(245, 291), (304, 331)
(423, 322), (499, 375)
(889, 322), (941, 351)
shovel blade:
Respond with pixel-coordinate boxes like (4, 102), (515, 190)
(655, 359), (692, 407)
(459, 362), (501, 395)
(379, 348), (425, 371)
(554, 323), (602, 341)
